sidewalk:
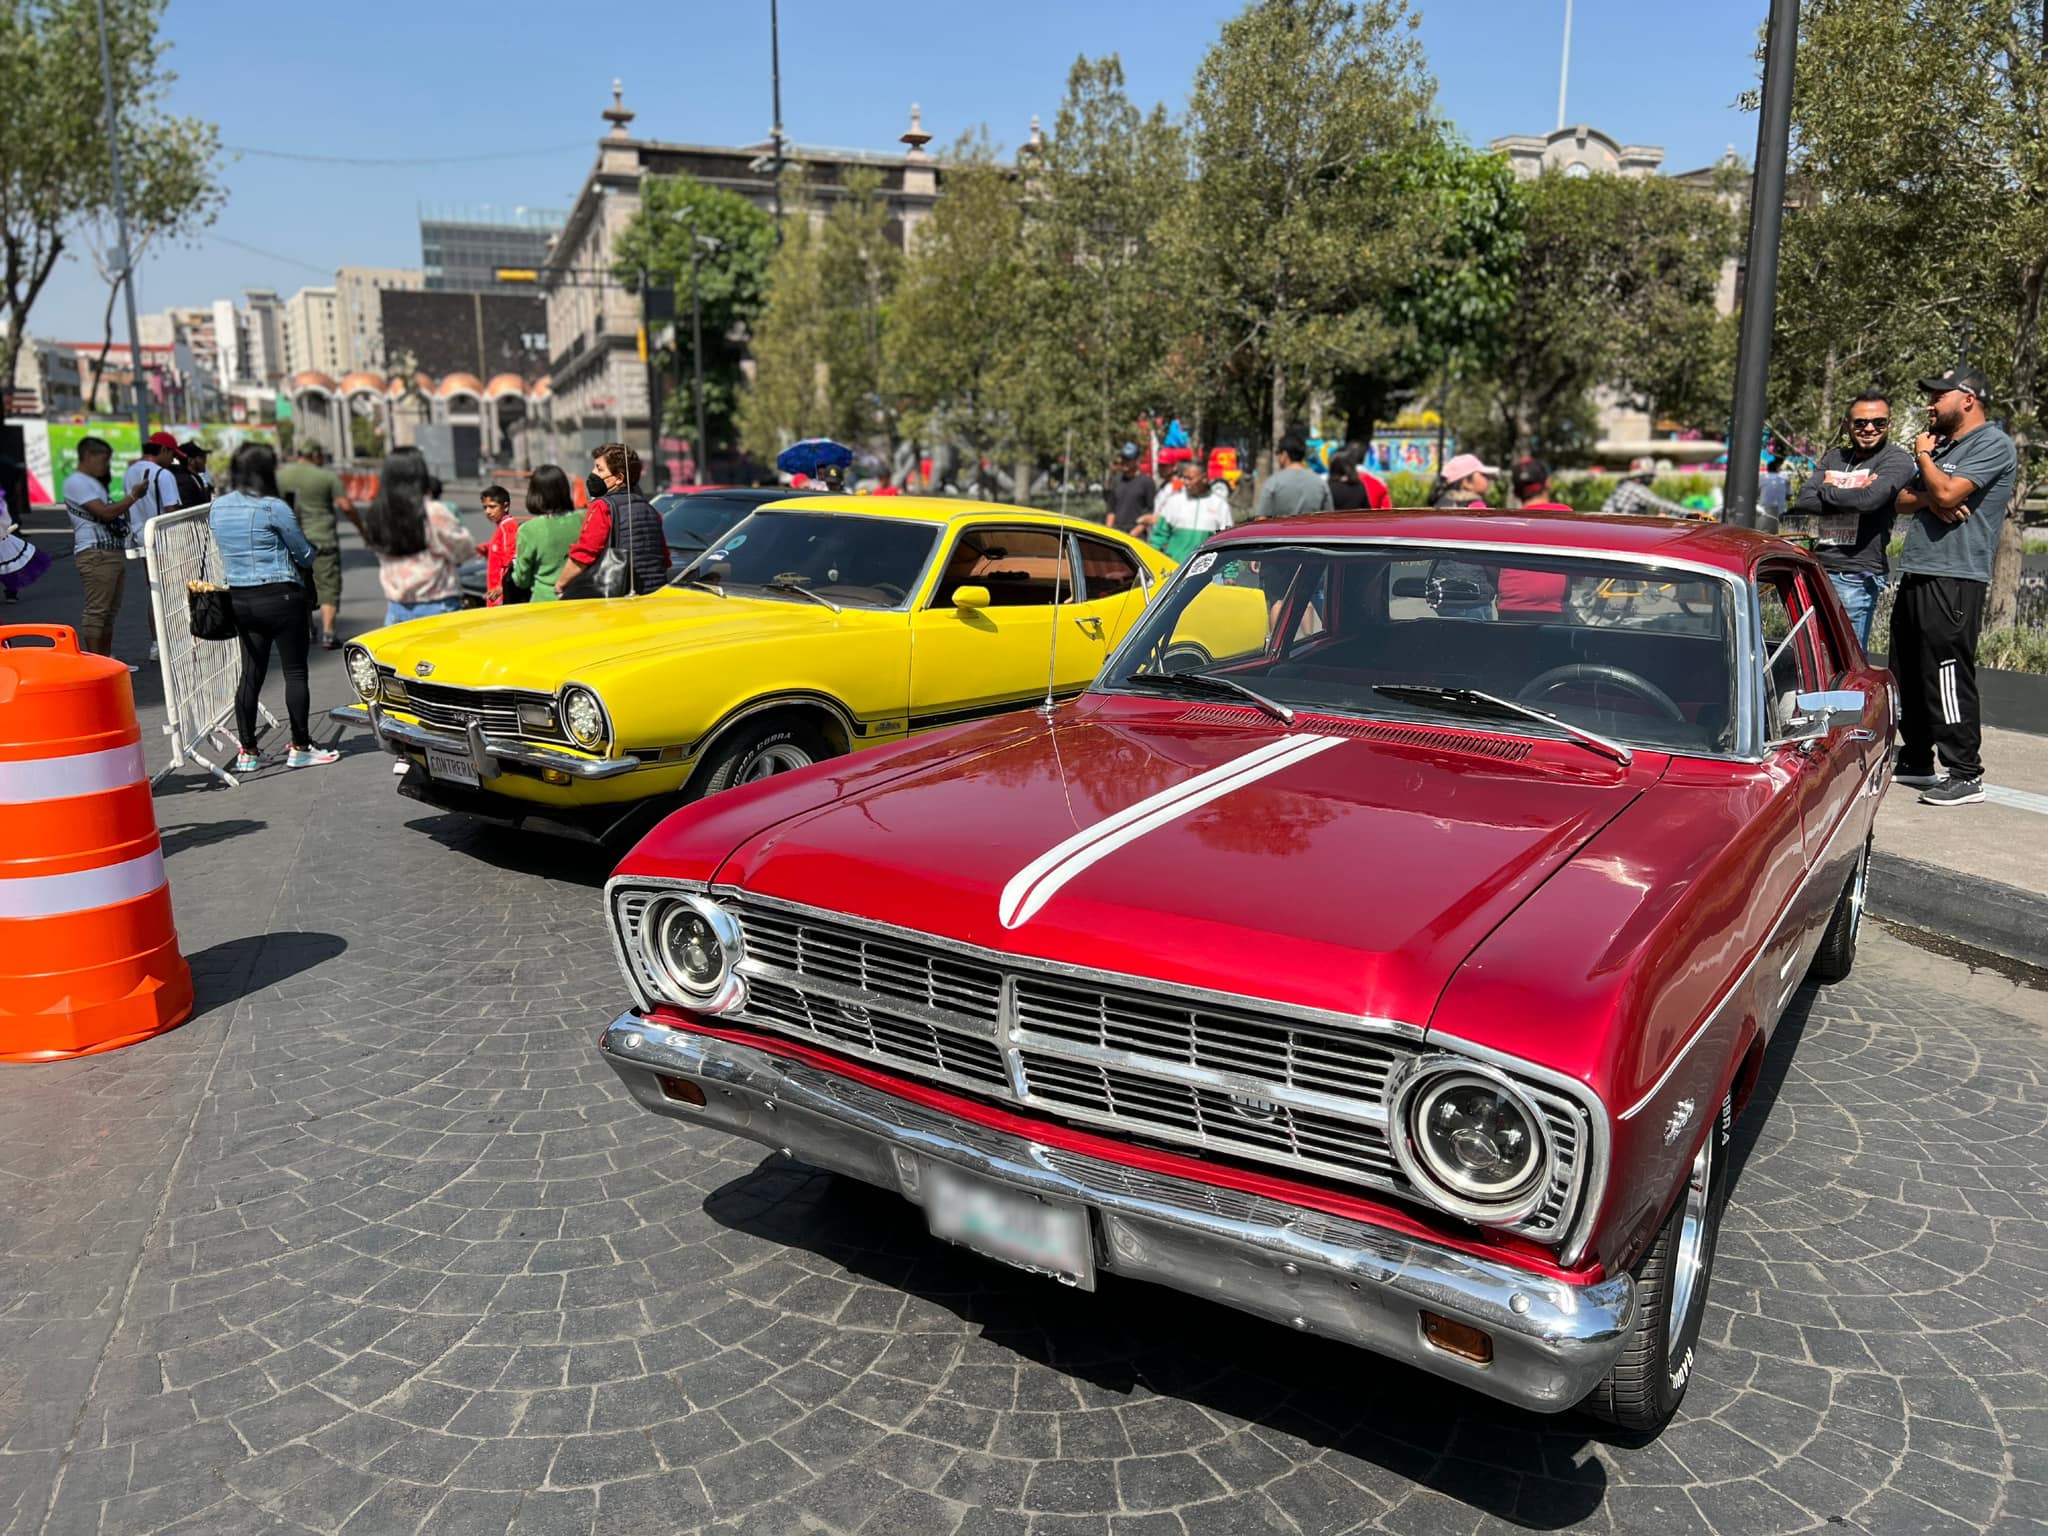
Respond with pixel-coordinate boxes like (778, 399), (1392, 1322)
(1869, 724), (2048, 970)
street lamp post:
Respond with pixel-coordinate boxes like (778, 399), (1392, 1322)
(1724, 0), (1801, 531)
(94, 0), (150, 456)
(770, 0), (786, 244)
(689, 242), (708, 486)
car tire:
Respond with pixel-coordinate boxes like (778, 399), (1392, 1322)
(1806, 834), (1870, 984)
(1584, 1094), (1730, 1435)
(696, 720), (833, 797)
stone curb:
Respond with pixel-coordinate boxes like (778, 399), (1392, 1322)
(1868, 849), (2048, 972)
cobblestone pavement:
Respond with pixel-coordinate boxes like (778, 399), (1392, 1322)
(1, 538), (2046, 1534)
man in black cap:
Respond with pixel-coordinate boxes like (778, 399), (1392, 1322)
(1891, 364), (2018, 807)
(1102, 442), (1155, 532)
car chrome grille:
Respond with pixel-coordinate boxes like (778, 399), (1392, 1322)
(709, 895), (1586, 1243)
(395, 680), (565, 744)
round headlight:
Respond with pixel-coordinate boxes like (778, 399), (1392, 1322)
(345, 646), (380, 701)
(648, 894), (743, 1009)
(562, 686), (608, 750)
(1391, 1061), (1552, 1224)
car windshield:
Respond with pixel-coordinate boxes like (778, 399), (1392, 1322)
(672, 510), (940, 608)
(1107, 541), (1739, 757)
(658, 494), (759, 553)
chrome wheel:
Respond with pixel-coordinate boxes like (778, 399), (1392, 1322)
(739, 742), (815, 783)
(1667, 1131), (1714, 1372)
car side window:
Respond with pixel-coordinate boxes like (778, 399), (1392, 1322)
(1074, 536), (1140, 601)
(1797, 569), (1850, 683)
(1758, 569), (1819, 740)
(928, 526), (1075, 608)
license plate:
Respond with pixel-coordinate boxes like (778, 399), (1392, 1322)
(425, 747), (478, 787)
(924, 1162), (1094, 1288)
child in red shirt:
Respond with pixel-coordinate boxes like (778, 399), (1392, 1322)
(480, 486), (524, 604)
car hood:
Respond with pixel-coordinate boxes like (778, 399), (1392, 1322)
(363, 590), (841, 686)
(715, 703), (1664, 1025)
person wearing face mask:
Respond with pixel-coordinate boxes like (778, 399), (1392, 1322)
(558, 443), (670, 596)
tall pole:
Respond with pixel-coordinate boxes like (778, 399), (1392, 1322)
(95, 0), (149, 454)
(1557, 0), (1573, 131)
(640, 268), (662, 493)
(690, 243), (707, 486)
(1724, 0), (1800, 531)
(770, 0), (786, 244)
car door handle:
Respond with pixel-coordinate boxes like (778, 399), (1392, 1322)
(1074, 616), (1105, 639)
(1844, 728), (1876, 743)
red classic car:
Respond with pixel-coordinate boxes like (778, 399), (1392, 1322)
(598, 511), (1893, 1433)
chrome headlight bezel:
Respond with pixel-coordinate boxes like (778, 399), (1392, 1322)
(560, 684), (610, 751)
(611, 883), (745, 1015)
(1387, 1056), (1555, 1226)
(344, 644), (380, 701)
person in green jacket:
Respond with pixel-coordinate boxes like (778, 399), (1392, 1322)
(509, 465), (585, 602)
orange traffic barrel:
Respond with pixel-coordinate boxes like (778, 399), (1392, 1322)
(0, 625), (193, 1062)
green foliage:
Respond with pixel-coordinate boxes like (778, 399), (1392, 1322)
(1548, 472), (1720, 513)
(817, 168), (905, 450)
(613, 173), (774, 456)
(1175, 0), (1437, 454)
(739, 180), (829, 455)
(1981, 624), (2048, 674)
(1386, 471), (1433, 507)
(0, 0), (223, 391)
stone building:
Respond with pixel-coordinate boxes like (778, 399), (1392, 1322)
(335, 266), (424, 374)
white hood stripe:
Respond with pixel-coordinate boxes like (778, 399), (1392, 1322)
(999, 734), (1343, 928)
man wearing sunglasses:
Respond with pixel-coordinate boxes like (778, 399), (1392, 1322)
(1791, 390), (1915, 647)
(1891, 364), (2019, 807)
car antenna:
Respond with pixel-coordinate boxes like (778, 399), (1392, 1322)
(1037, 516), (1066, 717)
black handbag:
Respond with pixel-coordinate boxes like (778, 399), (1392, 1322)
(587, 496), (635, 598)
(187, 534), (236, 641)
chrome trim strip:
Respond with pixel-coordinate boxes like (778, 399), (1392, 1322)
(599, 1013), (1636, 1413)
(357, 705), (646, 780)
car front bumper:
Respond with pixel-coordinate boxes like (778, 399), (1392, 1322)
(599, 1012), (1635, 1414)
(331, 701), (644, 781)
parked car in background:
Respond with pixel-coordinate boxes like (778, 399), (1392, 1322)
(339, 497), (1198, 845)
(459, 486), (817, 606)
(599, 510), (1893, 1434)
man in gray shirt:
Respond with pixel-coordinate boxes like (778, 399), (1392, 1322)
(1891, 365), (2018, 806)
(1253, 435), (1333, 521)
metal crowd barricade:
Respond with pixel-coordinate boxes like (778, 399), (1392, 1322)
(137, 503), (273, 786)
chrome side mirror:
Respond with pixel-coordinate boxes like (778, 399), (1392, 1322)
(1786, 689), (1866, 740)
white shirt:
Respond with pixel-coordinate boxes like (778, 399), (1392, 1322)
(124, 458), (181, 521)
(1157, 485), (1232, 533)
(63, 471), (129, 554)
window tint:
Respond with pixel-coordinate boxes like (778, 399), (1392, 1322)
(1076, 536), (1140, 600)
(1799, 570), (1848, 682)
(931, 527), (1075, 607)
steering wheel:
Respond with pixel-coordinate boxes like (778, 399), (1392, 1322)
(1517, 664), (1686, 724)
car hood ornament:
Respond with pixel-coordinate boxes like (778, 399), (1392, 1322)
(415, 661), (435, 678)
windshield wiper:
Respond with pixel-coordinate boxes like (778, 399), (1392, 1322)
(1372, 685), (1633, 766)
(1121, 670), (1295, 725)
(671, 575), (726, 598)
(761, 580), (841, 614)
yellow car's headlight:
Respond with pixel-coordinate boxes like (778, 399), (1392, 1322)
(562, 685), (609, 750)
(345, 645), (380, 701)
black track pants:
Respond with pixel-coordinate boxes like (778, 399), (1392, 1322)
(1890, 572), (1987, 781)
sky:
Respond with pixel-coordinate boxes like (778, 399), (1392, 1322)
(32, 0), (1767, 342)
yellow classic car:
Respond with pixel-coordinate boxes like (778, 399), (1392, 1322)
(335, 496), (1205, 843)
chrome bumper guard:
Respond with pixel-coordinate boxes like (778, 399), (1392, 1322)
(330, 701), (643, 781)
(600, 1012), (1635, 1413)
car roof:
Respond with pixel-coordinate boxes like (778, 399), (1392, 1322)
(751, 493), (1150, 540)
(1210, 509), (1793, 578)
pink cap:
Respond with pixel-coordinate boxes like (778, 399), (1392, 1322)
(1441, 453), (1500, 482)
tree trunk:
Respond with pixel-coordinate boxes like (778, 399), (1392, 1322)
(1270, 357), (1287, 456)
(1820, 344), (1839, 439)
(1014, 454), (1035, 507)
(1991, 251), (2048, 630)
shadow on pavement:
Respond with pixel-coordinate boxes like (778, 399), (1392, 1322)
(186, 931), (348, 1017)
(403, 814), (615, 888)
(158, 818), (265, 857)
(1726, 982), (1818, 1199)
(705, 1160), (1611, 1529)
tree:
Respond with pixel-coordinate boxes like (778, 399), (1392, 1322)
(1015, 55), (1184, 476)
(738, 178), (830, 456)
(612, 173), (774, 458)
(0, 0), (222, 397)
(1770, 0), (2048, 627)
(815, 167), (905, 456)
(1177, 0), (1439, 456)
(886, 134), (1030, 492)
(1453, 169), (1735, 464)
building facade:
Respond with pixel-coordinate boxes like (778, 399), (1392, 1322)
(420, 209), (565, 293)
(282, 287), (343, 379)
(335, 266), (424, 374)
(542, 84), (943, 458)
(1490, 124), (1664, 181)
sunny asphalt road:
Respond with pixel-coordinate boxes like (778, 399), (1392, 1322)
(0, 529), (2045, 1535)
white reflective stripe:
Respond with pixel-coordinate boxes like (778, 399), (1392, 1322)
(0, 741), (147, 804)
(0, 848), (166, 919)
(1000, 735), (1343, 929)
(1938, 660), (1960, 725)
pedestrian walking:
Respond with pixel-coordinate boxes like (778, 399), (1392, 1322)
(509, 466), (583, 603)
(1759, 456), (1791, 526)
(171, 441), (211, 505)
(1103, 443), (1156, 532)
(1602, 460), (1693, 518)
(1254, 435), (1335, 520)
(1422, 455), (1499, 620)
(1891, 365), (2019, 807)
(124, 431), (183, 549)
(1791, 391), (1915, 649)
(276, 443), (357, 649)
(0, 479), (52, 602)
(1498, 460), (1574, 616)
(362, 446), (478, 625)
(479, 485), (523, 605)
(59, 436), (145, 664)
(1328, 445), (1391, 510)
(1430, 453), (1497, 511)
(558, 443), (668, 597)
(1510, 458), (1573, 513)
(208, 443), (338, 773)
(1140, 462), (1230, 564)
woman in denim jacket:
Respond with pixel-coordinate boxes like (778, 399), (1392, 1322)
(209, 443), (339, 773)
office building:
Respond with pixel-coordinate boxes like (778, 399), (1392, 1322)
(282, 286), (343, 379)
(420, 208), (564, 293)
(335, 266), (424, 373)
